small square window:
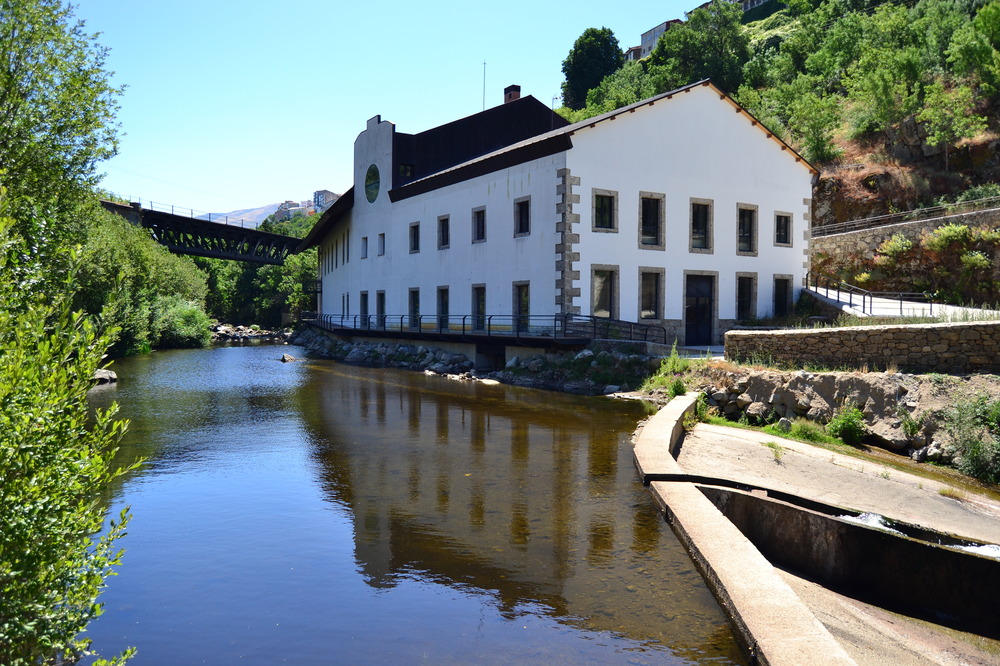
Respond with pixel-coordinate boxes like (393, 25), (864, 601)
(409, 222), (420, 253)
(472, 208), (486, 243)
(514, 198), (530, 236)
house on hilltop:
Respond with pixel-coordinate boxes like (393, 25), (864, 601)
(300, 80), (816, 351)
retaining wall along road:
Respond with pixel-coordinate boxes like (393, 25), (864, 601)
(726, 321), (1000, 373)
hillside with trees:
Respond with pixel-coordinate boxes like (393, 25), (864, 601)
(560, 0), (1000, 223)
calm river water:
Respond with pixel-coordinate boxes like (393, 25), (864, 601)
(83, 343), (744, 664)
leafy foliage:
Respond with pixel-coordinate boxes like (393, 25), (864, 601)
(944, 394), (1000, 483)
(73, 203), (211, 355)
(561, 27), (624, 110)
(0, 0), (123, 263)
(826, 404), (866, 444)
(0, 204), (135, 665)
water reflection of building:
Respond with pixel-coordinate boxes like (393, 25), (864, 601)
(300, 366), (740, 660)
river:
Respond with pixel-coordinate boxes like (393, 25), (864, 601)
(83, 343), (744, 664)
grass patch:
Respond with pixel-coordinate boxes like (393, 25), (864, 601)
(763, 440), (785, 463)
(938, 486), (968, 501)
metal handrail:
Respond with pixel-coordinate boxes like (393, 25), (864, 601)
(805, 272), (934, 316)
(812, 195), (1000, 238)
(302, 312), (667, 344)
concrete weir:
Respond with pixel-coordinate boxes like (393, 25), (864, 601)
(633, 394), (855, 666)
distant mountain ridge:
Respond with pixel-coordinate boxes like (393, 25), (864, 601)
(197, 203), (280, 228)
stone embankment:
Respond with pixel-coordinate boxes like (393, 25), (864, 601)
(695, 365), (1000, 466)
(291, 326), (662, 395)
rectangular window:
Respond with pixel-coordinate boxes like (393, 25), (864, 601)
(514, 198), (530, 236)
(738, 206), (757, 254)
(514, 282), (529, 332)
(773, 277), (792, 318)
(640, 272), (661, 319)
(437, 287), (449, 331)
(472, 207), (486, 243)
(408, 288), (420, 329)
(376, 291), (386, 329)
(639, 193), (664, 249)
(472, 284), (486, 331)
(409, 222), (420, 253)
(592, 268), (617, 319)
(737, 275), (755, 321)
(775, 213), (791, 246)
(593, 191), (617, 231)
(438, 216), (450, 249)
(361, 236), (369, 259)
(691, 202), (711, 250)
(377, 233), (385, 256)
(360, 291), (369, 327)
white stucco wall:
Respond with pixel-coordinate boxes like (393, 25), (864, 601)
(320, 117), (566, 322)
(567, 84), (813, 327)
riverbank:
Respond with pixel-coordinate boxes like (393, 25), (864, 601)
(634, 395), (1000, 664)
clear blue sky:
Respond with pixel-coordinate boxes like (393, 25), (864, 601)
(75, 0), (694, 215)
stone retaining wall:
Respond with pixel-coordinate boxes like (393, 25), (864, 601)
(810, 208), (1000, 263)
(726, 321), (1000, 373)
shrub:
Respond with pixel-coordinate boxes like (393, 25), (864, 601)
(153, 296), (212, 349)
(668, 376), (687, 398)
(945, 394), (1000, 483)
(924, 223), (972, 253)
(953, 183), (1000, 203)
(826, 404), (866, 445)
(0, 213), (135, 664)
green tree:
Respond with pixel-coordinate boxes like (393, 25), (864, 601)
(581, 61), (658, 115)
(561, 27), (624, 110)
(917, 80), (987, 170)
(649, 0), (751, 93)
(0, 203), (135, 665)
(0, 0), (123, 259)
(787, 89), (842, 162)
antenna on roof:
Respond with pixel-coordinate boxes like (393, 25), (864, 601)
(482, 61), (486, 111)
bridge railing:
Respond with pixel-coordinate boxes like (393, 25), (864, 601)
(110, 197), (260, 229)
(303, 312), (666, 344)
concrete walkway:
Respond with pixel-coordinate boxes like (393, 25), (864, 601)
(806, 286), (1000, 320)
(634, 395), (1000, 665)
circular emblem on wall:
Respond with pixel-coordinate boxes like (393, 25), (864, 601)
(364, 164), (380, 203)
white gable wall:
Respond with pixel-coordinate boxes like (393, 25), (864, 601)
(566, 83), (812, 341)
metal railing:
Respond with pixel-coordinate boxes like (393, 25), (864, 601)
(107, 196), (261, 229)
(812, 195), (1000, 238)
(805, 272), (934, 317)
(303, 312), (667, 344)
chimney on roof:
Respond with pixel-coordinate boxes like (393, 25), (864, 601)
(504, 84), (521, 104)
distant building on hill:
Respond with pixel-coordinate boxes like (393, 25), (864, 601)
(275, 199), (314, 222)
(314, 189), (340, 214)
(640, 19), (681, 58)
(624, 45), (643, 62)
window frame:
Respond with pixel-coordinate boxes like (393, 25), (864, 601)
(590, 264), (620, 320)
(513, 196), (530, 237)
(774, 212), (792, 247)
(377, 232), (385, 256)
(638, 191), (665, 251)
(409, 222), (420, 254)
(639, 267), (665, 320)
(736, 272), (757, 321)
(472, 206), (487, 243)
(737, 204), (758, 256)
(689, 198), (714, 254)
(361, 236), (369, 259)
(592, 188), (618, 233)
(438, 215), (450, 250)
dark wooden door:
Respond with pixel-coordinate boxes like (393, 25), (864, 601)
(685, 275), (714, 346)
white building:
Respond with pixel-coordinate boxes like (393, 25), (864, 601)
(301, 80), (815, 349)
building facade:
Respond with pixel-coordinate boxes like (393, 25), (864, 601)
(302, 80), (815, 346)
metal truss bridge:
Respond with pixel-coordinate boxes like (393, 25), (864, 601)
(101, 200), (301, 265)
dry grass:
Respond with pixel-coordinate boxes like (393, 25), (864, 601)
(939, 486), (968, 502)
